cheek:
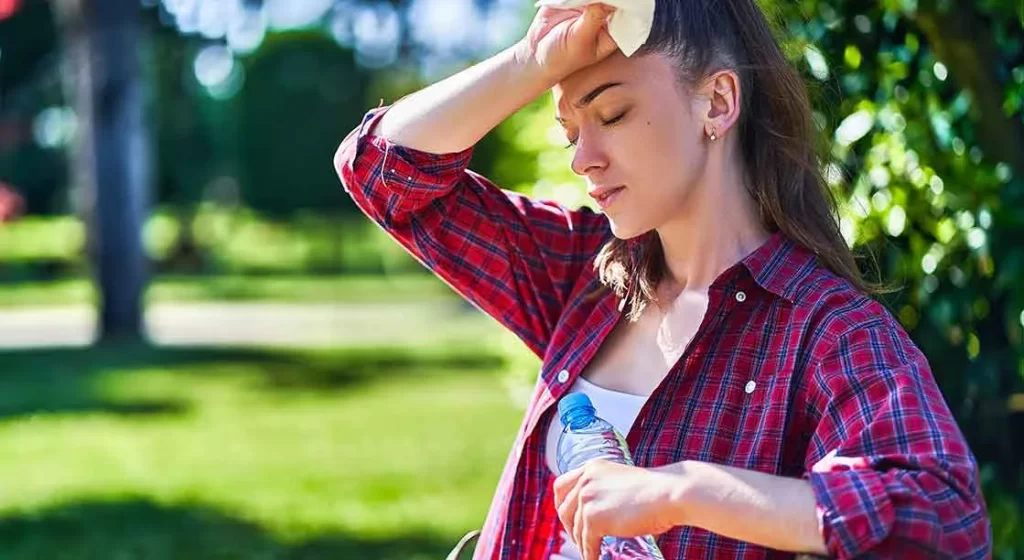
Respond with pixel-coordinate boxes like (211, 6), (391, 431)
(611, 120), (703, 229)
(656, 119), (705, 190)
(613, 119), (673, 175)
(620, 118), (700, 191)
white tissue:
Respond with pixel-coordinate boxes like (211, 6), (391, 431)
(534, 0), (655, 57)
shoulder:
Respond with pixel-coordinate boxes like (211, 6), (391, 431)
(791, 264), (896, 336)
(786, 262), (933, 400)
(731, 230), (919, 371)
(746, 235), (909, 357)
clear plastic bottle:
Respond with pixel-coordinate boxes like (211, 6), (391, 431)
(555, 392), (666, 560)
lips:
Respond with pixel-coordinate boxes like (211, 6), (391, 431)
(589, 186), (625, 210)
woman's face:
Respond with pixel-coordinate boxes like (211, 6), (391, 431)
(553, 52), (710, 239)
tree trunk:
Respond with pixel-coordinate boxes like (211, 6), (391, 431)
(55, 0), (150, 342)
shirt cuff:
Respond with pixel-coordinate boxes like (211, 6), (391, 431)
(807, 464), (896, 559)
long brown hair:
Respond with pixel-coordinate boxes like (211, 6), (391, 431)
(595, 0), (876, 321)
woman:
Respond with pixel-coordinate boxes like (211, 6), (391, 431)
(335, 0), (991, 558)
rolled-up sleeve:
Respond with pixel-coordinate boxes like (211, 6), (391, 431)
(803, 316), (991, 559)
(335, 106), (476, 219)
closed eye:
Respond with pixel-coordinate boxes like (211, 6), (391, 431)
(601, 111), (627, 126)
(564, 111), (628, 149)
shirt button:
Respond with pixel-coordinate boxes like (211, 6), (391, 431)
(735, 291), (747, 302)
(557, 369), (570, 383)
(745, 380), (757, 394)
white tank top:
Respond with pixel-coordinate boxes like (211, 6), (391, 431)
(545, 376), (649, 560)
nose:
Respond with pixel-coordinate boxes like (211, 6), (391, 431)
(569, 133), (608, 177)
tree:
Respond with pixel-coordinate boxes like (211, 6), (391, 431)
(237, 32), (366, 218)
(55, 0), (150, 341)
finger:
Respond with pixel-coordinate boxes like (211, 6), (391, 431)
(596, 27), (618, 58)
(582, 523), (602, 560)
(569, 3), (609, 39)
(556, 481), (580, 535)
(553, 467), (584, 505)
(573, 499), (585, 554)
(581, 3), (609, 30)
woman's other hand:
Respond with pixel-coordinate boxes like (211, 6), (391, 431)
(553, 459), (683, 560)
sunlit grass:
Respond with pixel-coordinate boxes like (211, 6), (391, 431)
(0, 343), (522, 559)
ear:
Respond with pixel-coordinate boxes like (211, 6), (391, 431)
(698, 70), (741, 140)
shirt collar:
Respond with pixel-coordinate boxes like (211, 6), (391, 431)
(623, 231), (817, 304)
(739, 231), (817, 303)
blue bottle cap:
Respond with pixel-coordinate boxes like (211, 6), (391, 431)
(558, 392), (596, 428)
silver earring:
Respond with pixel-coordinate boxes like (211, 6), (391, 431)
(709, 129), (718, 142)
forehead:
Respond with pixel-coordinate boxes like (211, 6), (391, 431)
(552, 52), (679, 113)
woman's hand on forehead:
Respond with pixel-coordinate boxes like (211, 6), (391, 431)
(517, 3), (619, 84)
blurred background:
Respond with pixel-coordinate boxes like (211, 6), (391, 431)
(0, 0), (1021, 557)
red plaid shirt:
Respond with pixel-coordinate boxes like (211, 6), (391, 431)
(336, 106), (991, 559)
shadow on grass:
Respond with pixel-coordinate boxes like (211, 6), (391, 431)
(0, 342), (505, 420)
(0, 498), (456, 559)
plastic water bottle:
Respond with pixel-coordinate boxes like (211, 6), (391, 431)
(555, 392), (666, 560)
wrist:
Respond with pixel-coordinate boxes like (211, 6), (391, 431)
(509, 39), (562, 89)
(656, 460), (699, 528)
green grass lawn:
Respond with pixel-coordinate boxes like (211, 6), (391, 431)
(0, 274), (458, 308)
(0, 343), (524, 559)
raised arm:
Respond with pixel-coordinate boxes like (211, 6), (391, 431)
(335, 5), (620, 356)
(374, 4), (617, 154)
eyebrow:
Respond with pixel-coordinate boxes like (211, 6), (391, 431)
(556, 82), (624, 123)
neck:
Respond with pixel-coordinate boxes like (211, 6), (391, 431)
(655, 147), (771, 295)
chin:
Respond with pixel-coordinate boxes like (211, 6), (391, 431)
(606, 217), (648, 241)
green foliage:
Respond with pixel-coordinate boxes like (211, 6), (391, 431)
(0, 0), (66, 215)
(986, 474), (1024, 558)
(237, 32), (368, 218)
(149, 29), (225, 211)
